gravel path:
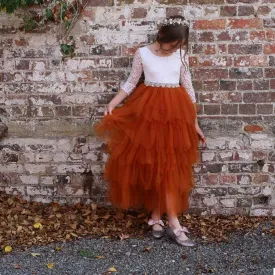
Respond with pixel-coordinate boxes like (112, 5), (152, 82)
(0, 230), (274, 275)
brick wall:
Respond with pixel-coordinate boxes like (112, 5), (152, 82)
(0, 0), (274, 216)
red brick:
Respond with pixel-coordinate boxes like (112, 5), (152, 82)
(193, 19), (226, 30)
(166, 7), (182, 17)
(254, 80), (269, 90)
(80, 35), (95, 45)
(200, 92), (221, 103)
(244, 125), (264, 132)
(232, 31), (249, 42)
(239, 104), (256, 114)
(205, 45), (216, 55)
(190, 0), (224, 3)
(243, 92), (271, 103)
(256, 6), (271, 16)
(252, 151), (268, 161)
(264, 45), (275, 54)
(265, 68), (275, 78)
(202, 80), (219, 91)
(82, 9), (95, 20)
(14, 38), (29, 46)
(131, 8), (147, 18)
(156, 0), (187, 3)
(228, 19), (261, 29)
(202, 174), (219, 185)
(234, 56), (267, 67)
(228, 44), (262, 54)
(257, 104), (273, 114)
(266, 30), (275, 41)
(218, 44), (227, 54)
(220, 6), (237, 16)
(199, 56), (232, 67)
(204, 104), (221, 115)
(237, 80), (252, 90)
(189, 56), (198, 67)
(250, 31), (266, 41)
(264, 19), (275, 28)
(15, 60), (30, 70)
(220, 175), (236, 184)
(229, 68), (263, 79)
(216, 31), (231, 41)
(87, 0), (114, 6)
(228, 92), (242, 102)
(270, 79), (275, 89)
(192, 44), (204, 54)
(198, 32), (215, 42)
(219, 80), (236, 91)
(238, 6), (254, 16)
(221, 104), (238, 114)
(193, 69), (228, 80)
(226, 0), (257, 3)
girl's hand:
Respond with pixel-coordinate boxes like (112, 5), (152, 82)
(104, 103), (116, 116)
(195, 122), (207, 148)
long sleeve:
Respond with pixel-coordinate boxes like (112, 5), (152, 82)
(121, 48), (143, 96)
(180, 53), (196, 103)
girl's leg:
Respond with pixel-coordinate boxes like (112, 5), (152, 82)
(166, 193), (189, 241)
(150, 208), (163, 231)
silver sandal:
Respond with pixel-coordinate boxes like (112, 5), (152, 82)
(148, 219), (165, 239)
(166, 226), (196, 247)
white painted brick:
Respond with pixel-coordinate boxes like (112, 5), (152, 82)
(20, 175), (39, 185)
(24, 164), (47, 174)
(202, 152), (215, 162)
(53, 152), (69, 162)
(56, 164), (86, 173)
(203, 197), (218, 206)
(220, 198), (236, 208)
(40, 176), (54, 185)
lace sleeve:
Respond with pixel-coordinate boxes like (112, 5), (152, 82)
(180, 53), (196, 103)
(120, 48), (143, 96)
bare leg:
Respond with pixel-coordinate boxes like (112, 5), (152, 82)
(151, 208), (163, 231)
(166, 193), (189, 241)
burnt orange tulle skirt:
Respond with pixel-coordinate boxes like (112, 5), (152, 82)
(93, 83), (200, 216)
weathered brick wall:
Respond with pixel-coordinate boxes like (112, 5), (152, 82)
(0, 0), (274, 216)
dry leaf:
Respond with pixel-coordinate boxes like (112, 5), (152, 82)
(55, 246), (62, 251)
(95, 255), (105, 259)
(47, 263), (54, 269)
(119, 233), (130, 240)
(143, 246), (152, 252)
(108, 267), (117, 272)
(4, 246), (12, 253)
(33, 222), (42, 229)
(30, 253), (40, 257)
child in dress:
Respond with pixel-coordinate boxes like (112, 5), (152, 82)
(94, 15), (206, 247)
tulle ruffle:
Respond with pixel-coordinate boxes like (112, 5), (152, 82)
(93, 83), (200, 215)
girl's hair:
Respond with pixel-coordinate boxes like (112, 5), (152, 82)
(136, 15), (190, 88)
(156, 15), (190, 71)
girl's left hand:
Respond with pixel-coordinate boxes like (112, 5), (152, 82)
(195, 122), (207, 147)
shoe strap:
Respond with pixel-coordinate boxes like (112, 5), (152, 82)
(148, 219), (164, 227)
(173, 226), (190, 236)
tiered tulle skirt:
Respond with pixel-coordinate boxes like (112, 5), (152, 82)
(93, 83), (200, 215)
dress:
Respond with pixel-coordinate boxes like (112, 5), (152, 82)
(93, 46), (200, 216)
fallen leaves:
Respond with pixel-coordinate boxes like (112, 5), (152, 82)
(142, 246), (152, 252)
(4, 245), (12, 253)
(47, 263), (54, 269)
(0, 192), (274, 251)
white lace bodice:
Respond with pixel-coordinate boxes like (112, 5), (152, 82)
(121, 46), (196, 103)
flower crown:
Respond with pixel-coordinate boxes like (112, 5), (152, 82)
(158, 18), (190, 27)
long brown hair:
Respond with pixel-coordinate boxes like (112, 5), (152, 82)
(156, 15), (190, 71)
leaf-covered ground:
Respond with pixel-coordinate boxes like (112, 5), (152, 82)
(1, 192), (274, 251)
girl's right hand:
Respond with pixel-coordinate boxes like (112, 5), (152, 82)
(104, 103), (115, 116)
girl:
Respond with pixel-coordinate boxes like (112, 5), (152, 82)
(93, 15), (206, 247)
